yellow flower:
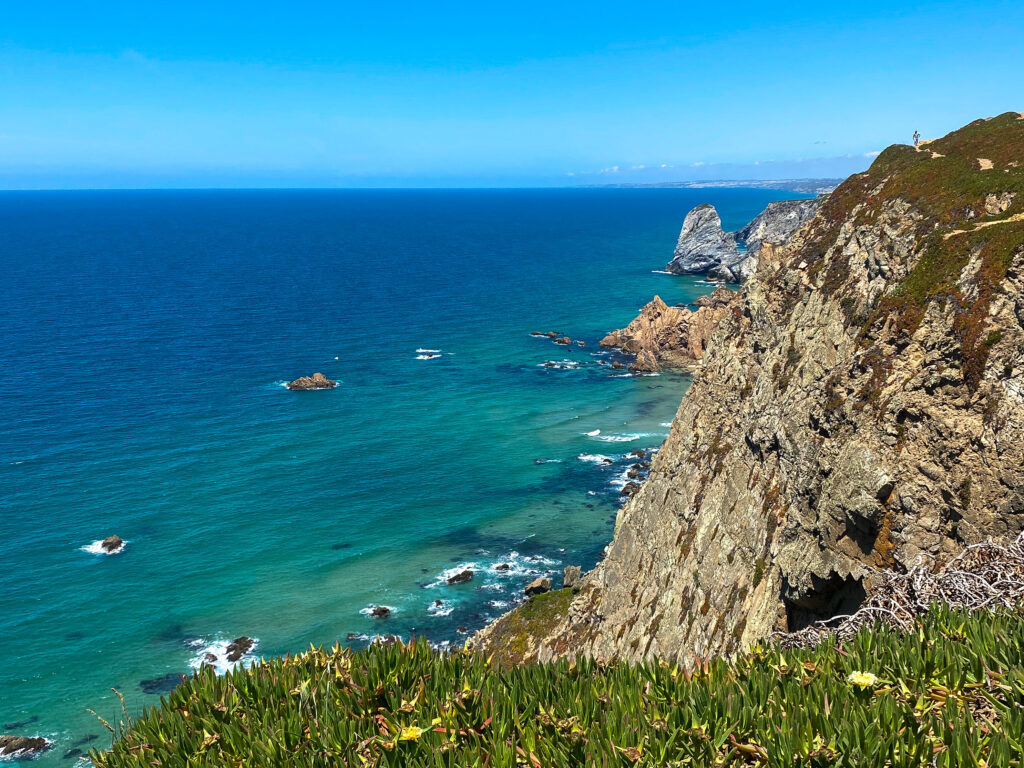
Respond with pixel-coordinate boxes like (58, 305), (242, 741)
(399, 726), (424, 741)
(848, 671), (879, 688)
(430, 717), (442, 727)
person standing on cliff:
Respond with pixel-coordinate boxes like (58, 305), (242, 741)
(913, 130), (921, 147)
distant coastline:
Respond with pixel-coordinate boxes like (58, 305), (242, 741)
(587, 178), (842, 195)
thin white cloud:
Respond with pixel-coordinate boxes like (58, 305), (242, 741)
(864, 150), (881, 158)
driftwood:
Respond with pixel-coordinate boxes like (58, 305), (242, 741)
(776, 532), (1024, 649)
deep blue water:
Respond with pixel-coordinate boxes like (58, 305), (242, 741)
(0, 187), (799, 762)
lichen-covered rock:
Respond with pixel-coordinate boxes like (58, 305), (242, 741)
(477, 113), (1024, 668)
(286, 372), (337, 391)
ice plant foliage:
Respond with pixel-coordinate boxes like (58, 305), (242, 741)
(92, 606), (1024, 767)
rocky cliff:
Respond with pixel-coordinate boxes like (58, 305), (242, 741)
(667, 197), (823, 282)
(475, 112), (1024, 666)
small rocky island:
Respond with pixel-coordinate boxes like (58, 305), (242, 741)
(100, 535), (124, 554)
(286, 373), (337, 391)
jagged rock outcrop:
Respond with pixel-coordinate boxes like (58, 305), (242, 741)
(474, 112), (1024, 667)
(668, 198), (823, 282)
(600, 286), (736, 371)
(286, 373), (337, 391)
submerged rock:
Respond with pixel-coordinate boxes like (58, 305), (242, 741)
(286, 372), (337, 391)
(140, 672), (186, 694)
(554, 336), (572, 345)
(447, 569), (474, 585)
(0, 735), (50, 758)
(525, 577), (551, 597)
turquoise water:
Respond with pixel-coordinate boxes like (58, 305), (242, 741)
(0, 188), (800, 762)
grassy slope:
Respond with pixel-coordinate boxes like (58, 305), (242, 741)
(93, 606), (1024, 767)
(806, 112), (1024, 391)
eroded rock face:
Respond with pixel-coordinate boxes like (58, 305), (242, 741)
(600, 287), (736, 371)
(668, 198), (823, 282)
(286, 373), (337, 391)
(497, 112), (1024, 667)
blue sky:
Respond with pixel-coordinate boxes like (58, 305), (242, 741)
(1, 1), (1021, 188)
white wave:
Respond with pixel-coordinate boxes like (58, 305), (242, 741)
(427, 600), (454, 617)
(577, 453), (614, 464)
(585, 429), (601, 436)
(592, 432), (653, 443)
(80, 539), (127, 556)
(424, 562), (479, 589)
(187, 636), (258, 675)
(650, 269), (676, 274)
(416, 348), (441, 353)
(660, 422), (672, 427)
(415, 354), (442, 360)
(487, 600), (509, 609)
(609, 373), (634, 378)
(608, 468), (633, 490)
(534, 458), (564, 464)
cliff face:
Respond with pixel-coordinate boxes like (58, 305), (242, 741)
(482, 113), (1024, 665)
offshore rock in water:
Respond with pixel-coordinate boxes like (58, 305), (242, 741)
(0, 734), (50, 758)
(101, 535), (124, 553)
(225, 636), (255, 661)
(369, 606), (391, 619)
(447, 569), (474, 585)
(286, 372), (337, 391)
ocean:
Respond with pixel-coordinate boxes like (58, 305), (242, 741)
(0, 187), (801, 762)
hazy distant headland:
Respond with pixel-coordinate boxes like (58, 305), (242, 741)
(590, 177), (843, 194)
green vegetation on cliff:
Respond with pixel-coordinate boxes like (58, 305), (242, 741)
(809, 111), (1024, 391)
(94, 606), (1024, 767)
